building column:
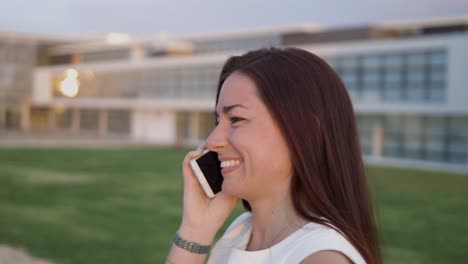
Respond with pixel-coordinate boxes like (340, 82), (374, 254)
(189, 111), (200, 144)
(372, 124), (384, 158)
(0, 104), (4, 130)
(48, 107), (56, 131)
(98, 109), (108, 136)
(71, 108), (80, 133)
(131, 46), (146, 61)
(19, 102), (30, 131)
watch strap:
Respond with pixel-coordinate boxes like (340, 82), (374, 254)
(173, 232), (211, 254)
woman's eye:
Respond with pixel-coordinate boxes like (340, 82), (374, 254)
(230, 117), (244, 124)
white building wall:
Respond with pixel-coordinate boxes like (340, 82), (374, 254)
(131, 110), (176, 144)
(32, 69), (52, 104)
(447, 33), (468, 112)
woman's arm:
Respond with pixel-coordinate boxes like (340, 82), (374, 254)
(165, 225), (215, 264)
(301, 251), (353, 264)
(165, 148), (238, 264)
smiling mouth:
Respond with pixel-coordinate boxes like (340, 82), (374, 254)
(220, 159), (242, 174)
(220, 160), (241, 168)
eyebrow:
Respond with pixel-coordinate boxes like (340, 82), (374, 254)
(215, 104), (247, 116)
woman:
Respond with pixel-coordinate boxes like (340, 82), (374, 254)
(166, 47), (381, 264)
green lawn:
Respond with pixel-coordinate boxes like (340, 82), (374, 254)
(0, 148), (467, 264)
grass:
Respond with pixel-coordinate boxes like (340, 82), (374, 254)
(0, 148), (467, 263)
(367, 166), (468, 263)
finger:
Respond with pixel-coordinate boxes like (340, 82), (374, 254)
(182, 150), (202, 179)
(197, 140), (209, 149)
(183, 148), (205, 164)
(182, 149), (208, 195)
(196, 144), (205, 152)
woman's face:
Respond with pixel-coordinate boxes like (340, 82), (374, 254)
(206, 72), (293, 201)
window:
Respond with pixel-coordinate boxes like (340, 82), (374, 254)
(176, 112), (190, 140)
(80, 109), (99, 132)
(447, 117), (468, 163)
(108, 110), (130, 134)
(356, 115), (380, 155)
(383, 116), (403, 157)
(383, 54), (403, 69)
(198, 112), (216, 140)
(362, 55), (381, 70)
(362, 70), (380, 101)
(406, 52), (426, 67)
(406, 82), (425, 101)
(328, 49), (447, 103)
(424, 117), (446, 162)
(341, 56), (359, 69)
(56, 109), (72, 130)
(429, 50), (447, 65)
(402, 116), (424, 159)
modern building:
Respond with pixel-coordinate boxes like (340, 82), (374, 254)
(0, 31), (71, 133)
(1, 16), (467, 172)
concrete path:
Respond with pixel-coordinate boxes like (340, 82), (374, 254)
(0, 245), (54, 264)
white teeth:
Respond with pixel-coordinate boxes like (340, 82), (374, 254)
(221, 160), (241, 168)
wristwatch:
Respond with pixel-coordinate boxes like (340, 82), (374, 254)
(173, 232), (211, 254)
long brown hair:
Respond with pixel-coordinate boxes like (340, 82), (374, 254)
(215, 47), (381, 263)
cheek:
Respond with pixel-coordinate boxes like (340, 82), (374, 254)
(251, 136), (285, 174)
(228, 129), (241, 143)
(228, 126), (292, 178)
(255, 131), (293, 178)
(228, 128), (253, 154)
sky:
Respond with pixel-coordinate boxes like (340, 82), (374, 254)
(1, 0), (468, 37)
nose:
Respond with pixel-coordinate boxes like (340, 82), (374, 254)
(206, 123), (228, 152)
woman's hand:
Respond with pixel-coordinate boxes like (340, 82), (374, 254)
(166, 147), (237, 264)
(178, 147), (239, 244)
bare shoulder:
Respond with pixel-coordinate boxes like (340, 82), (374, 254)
(300, 250), (353, 264)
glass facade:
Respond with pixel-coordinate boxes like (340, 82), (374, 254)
(81, 49), (130, 62)
(56, 108), (72, 130)
(29, 107), (48, 132)
(327, 49), (448, 102)
(176, 112), (191, 141)
(3, 29), (464, 169)
(51, 48), (448, 104)
(29, 107), (131, 136)
(192, 35), (281, 54)
(79, 109), (99, 132)
(356, 115), (379, 155)
(46, 47), (466, 166)
(198, 112), (216, 139)
(356, 114), (468, 164)
(108, 109), (130, 134)
(176, 111), (215, 143)
(0, 40), (37, 130)
(53, 65), (222, 100)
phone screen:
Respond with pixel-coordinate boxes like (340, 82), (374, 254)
(196, 151), (223, 195)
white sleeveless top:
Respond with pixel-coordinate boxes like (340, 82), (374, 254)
(207, 212), (366, 264)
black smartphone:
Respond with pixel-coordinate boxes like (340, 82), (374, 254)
(189, 150), (223, 198)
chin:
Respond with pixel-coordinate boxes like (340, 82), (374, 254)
(221, 180), (243, 197)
